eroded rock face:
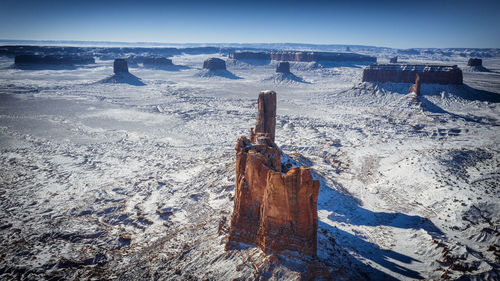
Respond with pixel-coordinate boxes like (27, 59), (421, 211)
(257, 167), (319, 256)
(270, 51), (376, 63)
(203, 58), (226, 70)
(254, 91), (277, 143)
(362, 64), (463, 84)
(113, 59), (129, 73)
(467, 58), (482, 67)
(228, 51), (376, 63)
(276, 62), (290, 74)
(227, 90), (319, 257)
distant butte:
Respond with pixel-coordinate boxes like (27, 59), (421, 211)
(467, 58), (482, 67)
(276, 61), (291, 74)
(203, 58), (226, 71)
(113, 59), (129, 73)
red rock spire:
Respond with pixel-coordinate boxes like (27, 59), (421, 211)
(227, 90), (319, 257)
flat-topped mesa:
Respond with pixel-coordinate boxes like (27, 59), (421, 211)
(227, 90), (320, 257)
(228, 51), (376, 63)
(203, 58), (226, 70)
(276, 62), (291, 74)
(362, 63), (463, 85)
(113, 59), (129, 73)
(467, 58), (482, 67)
(270, 51), (376, 63)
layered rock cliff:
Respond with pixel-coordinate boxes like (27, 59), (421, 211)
(227, 91), (319, 257)
(362, 63), (463, 84)
(229, 51), (376, 63)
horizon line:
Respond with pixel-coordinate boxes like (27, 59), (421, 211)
(1, 39), (498, 50)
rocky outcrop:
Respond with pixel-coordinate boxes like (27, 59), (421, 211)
(14, 54), (95, 65)
(203, 58), (226, 70)
(228, 51), (376, 63)
(276, 62), (290, 74)
(113, 59), (129, 73)
(270, 51), (376, 63)
(390, 56), (398, 63)
(227, 91), (319, 257)
(467, 58), (482, 67)
(254, 91), (277, 143)
(256, 167), (319, 256)
(362, 64), (463, 84)
(409, 74), (421, 96)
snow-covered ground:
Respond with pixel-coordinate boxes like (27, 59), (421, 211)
(0, 50), (499, 280)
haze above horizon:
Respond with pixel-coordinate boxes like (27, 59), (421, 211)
(1, 0), (499, 49)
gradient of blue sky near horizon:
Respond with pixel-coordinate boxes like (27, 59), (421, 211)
(0, 0), (499, 49)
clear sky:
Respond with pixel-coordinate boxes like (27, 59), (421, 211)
(0, 0), (499, 49)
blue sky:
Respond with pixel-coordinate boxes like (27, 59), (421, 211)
(0, 0), (499, 48)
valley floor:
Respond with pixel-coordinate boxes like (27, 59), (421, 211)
(0, 53), (499, 280)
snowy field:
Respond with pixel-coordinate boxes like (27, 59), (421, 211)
(0, 49), (499, 280)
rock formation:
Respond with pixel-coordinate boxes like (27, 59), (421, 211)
(270, 51), (376, 63)
(362, 63), (463, 85)
(276, 62), (291, 74)
(227, 91), (319, 257)
(228, 51), (376, 63)
(113, 59), (129, 73)
(256, 167), (319, 256)
(390, 56), (398, 63)
(203, 58), (226, 70)
(409, 74), (421, 96)
(467, 58), (482, 67)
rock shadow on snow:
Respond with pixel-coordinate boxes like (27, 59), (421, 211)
(264, 72), (310, 84)
(98, 72), (146, 86)
(232, 58), (271, 66)
(419, 96), (499, 125)
(368, 82), (500, 103)
(314, 173), (442, 279)
(196, 69), (242, 79)
(143, 64), (190, 71)
(319, 222), (424, 280)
